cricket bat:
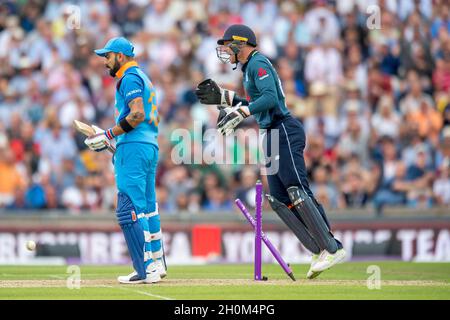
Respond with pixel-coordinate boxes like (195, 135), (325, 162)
(73, 120), (116, 154)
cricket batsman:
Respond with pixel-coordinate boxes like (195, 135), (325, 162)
(195, 25), (346, 279)
(84, 37), (166, 284)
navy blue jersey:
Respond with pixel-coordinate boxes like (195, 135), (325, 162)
(242, 51), (290, 128)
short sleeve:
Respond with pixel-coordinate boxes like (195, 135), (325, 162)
(121, 74), (144, 106)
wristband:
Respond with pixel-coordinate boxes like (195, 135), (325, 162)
(105, 128), (116, 140)
(119, 118), (134, 133)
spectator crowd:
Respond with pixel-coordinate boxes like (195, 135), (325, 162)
(0, 0), (449, 215)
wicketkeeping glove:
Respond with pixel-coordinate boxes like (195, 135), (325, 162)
(84, 125), (112, 152)
(195, 79), (235, 107)
(216, 105), (232, 125)
(217, 103), (250, 136)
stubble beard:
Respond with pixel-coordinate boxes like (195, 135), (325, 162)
(108, 57), (120, 77)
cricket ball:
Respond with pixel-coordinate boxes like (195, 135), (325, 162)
(26, 240), (36, 251)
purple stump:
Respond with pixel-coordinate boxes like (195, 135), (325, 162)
(235, 198), (296, 281)
(255, 181), (262, 280)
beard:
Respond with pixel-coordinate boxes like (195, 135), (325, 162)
(108, 57), (121, 77)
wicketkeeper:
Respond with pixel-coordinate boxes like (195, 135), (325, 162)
(195, 25), (346, 279)
(84, 37), (166, 284)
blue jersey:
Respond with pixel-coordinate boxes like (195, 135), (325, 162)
(114, 61), (159, 147)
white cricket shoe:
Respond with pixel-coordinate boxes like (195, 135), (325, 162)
(306, 253), (322, 279)
(119, 260), (166, 284)
(154, 259), (167, 278)
(311, 248), (347, 273)
(144, 263), (161, 284)
(117, 271), (144, 284)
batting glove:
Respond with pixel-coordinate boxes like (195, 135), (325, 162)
(217, 103), (250, 136)
(84, 125), (113, 152)
(195, 79), (235, 107)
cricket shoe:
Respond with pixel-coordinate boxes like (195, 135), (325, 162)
(144, 263), (161, 284)
(306, 253), (322, 279)
(117, 272), (145, 284)
(154, 259), (167, 278)
(118, 261), (166, 284)
(311, 248), (347, 273)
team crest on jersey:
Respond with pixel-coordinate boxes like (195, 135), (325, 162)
(258, 67), (269, 80)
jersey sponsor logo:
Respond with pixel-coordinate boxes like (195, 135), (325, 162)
(126, 89), (142, 97)
(258, 67), (269, 80)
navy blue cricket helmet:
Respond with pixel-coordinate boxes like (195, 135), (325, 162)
(217, 24), (257, 47)
(216, 24), (257, 68)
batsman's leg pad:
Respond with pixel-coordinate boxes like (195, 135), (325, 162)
(136, 212), (153, 269)
(160, 240), (168, 271)
(267, 194), (321, 254)
(146, 204), (163, 259)
(287, 186), (338, 253)
(116, 192), (146, 279)
(148, 217), (163, 262)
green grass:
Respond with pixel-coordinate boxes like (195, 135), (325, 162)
(0, 262), (449, 300)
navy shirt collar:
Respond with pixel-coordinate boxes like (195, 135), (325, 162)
(241, 50), (258, 73)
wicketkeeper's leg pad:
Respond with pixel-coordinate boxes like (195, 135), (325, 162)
(116, 192), (147, 279)
(287, 186), (338, 253)
(267, 194), (321, 254)
(314, 199), (343, 250)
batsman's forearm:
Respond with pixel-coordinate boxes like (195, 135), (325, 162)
(125, 109), (145, 127)
(124, 97), (145, 127)
(109, 114), (144, 137)
(107, 97), (145, 137)
(109, 124), (126, 137)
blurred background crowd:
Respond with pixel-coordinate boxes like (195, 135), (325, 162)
(0, 0), (449, 215)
